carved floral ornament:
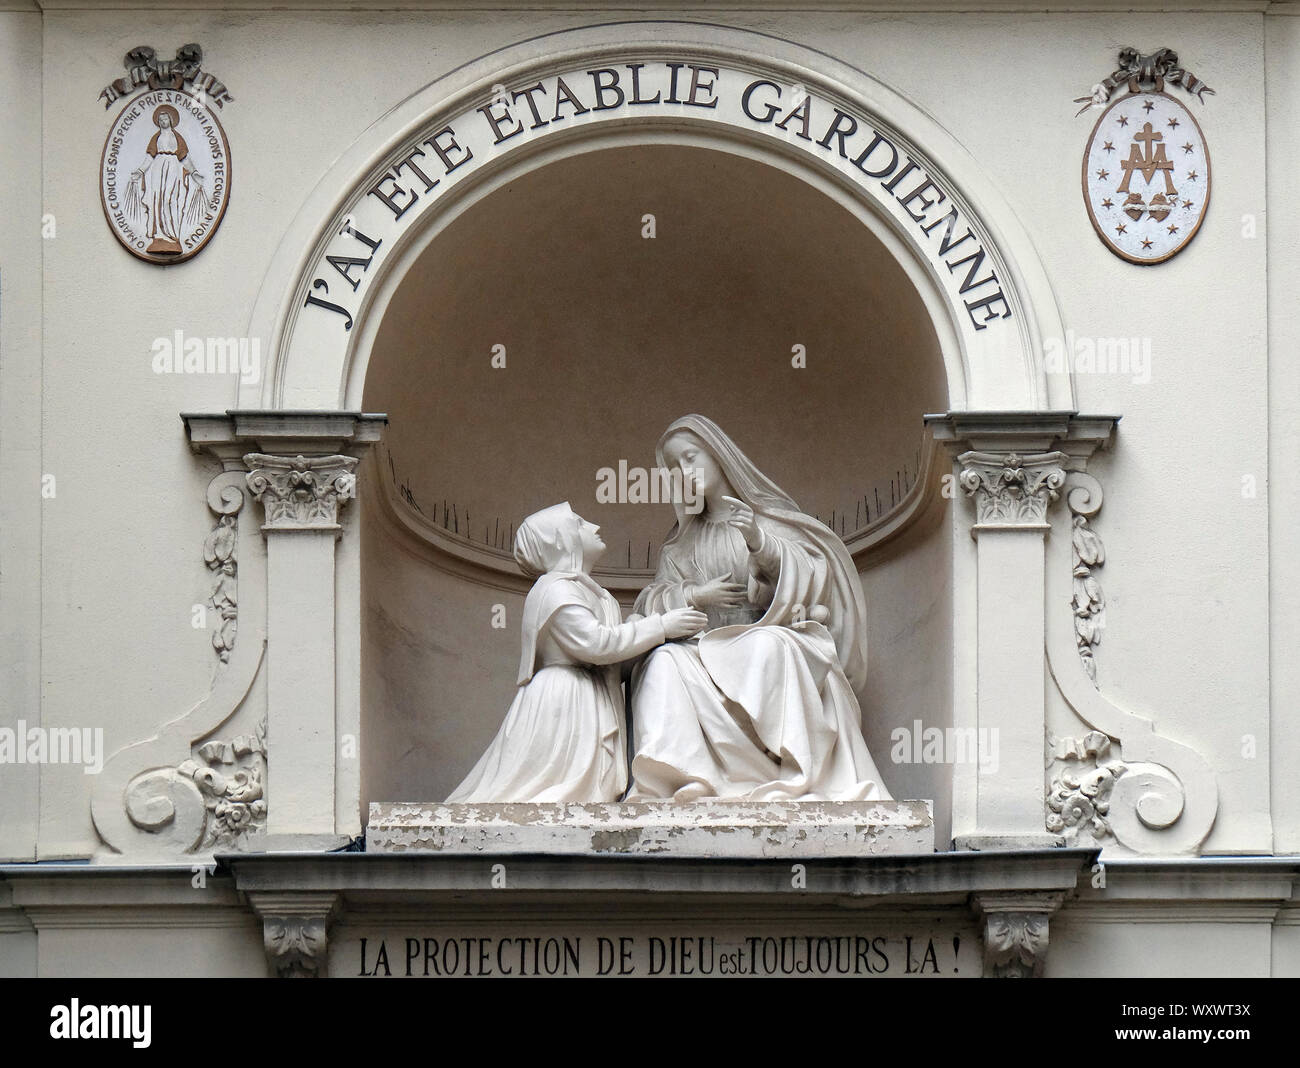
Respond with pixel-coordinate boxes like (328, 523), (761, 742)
(944, 432), (1215, 854)
(1070, 497), (1106, 684)
(1046, 730), (1125, 844)
(91, 469), (269, 860)
(203, 500), (238, 663)
(176, 719), (267, 848)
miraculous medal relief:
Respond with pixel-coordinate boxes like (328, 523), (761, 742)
(98, 45), (233, 264)
(1075, 48), (1214, 265)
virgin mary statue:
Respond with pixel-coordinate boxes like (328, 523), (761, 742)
(627, 415), (891, 802)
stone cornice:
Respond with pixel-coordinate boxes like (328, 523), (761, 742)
(182, 409), (387, 469)
(8, 857), (1299, 978)
(925, 410), (1119, 466)
(1059, 902), (1286, 924)
(19, 1), (1288, 12)
(1072, 858), (1300, 903)
(0, 909), (34, 934)
(16, 854), (1295, 904)
(220, 848), (1098, 901)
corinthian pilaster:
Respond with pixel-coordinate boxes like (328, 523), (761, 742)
(240, 452), (364, 840)
(927, 414), (1101, 851)
(244, 453), (358, 531)
(958, 450), (1067, 528)
(181, 411), (386, 851)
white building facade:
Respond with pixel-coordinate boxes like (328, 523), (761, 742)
(1, 0), (1297, 979)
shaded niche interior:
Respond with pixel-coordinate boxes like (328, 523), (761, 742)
(361, 143), (952, 835)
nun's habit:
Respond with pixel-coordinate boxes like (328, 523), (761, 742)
(446, 503), (667, 803)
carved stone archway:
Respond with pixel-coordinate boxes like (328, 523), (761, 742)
(238, 21), (1074, 414)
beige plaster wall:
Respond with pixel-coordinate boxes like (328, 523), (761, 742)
(3, 5), (1282, 858)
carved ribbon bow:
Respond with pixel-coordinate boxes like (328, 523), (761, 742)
(1074, 47), (1215, 116)
(99, 44), (234, 109)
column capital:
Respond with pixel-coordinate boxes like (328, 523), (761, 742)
(244, 453), (358, 532)
(958, 450), (1068, 528)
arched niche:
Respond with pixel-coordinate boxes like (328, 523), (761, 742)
(358, 139), (954, 831)
(239, 22), (1073, 414)
(230, 23), (1082, 851)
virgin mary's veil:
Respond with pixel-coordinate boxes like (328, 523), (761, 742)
(655, 414), (870, 690)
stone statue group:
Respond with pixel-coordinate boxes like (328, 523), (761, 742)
(447, 415), (891, 804)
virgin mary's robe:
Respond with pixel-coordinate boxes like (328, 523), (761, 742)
(628, 513), (890, 802)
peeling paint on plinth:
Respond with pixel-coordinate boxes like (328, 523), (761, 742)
(366, 800), (934, 857)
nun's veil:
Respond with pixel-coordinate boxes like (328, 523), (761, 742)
(514, 502), (585, 578)
(512, 502), (610, 685)
(655, 414), (869, 690)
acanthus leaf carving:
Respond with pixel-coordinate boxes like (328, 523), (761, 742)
(244, 453), (357, 530)
(249, 893), (340, 979)
(262, 915), (327, 978)
(972, 891), (1066, 979)
(958, 450), (1068, 526)
(985, 912), (1050, 978)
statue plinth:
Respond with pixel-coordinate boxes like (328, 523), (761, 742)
(366, 800), (933, 857)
